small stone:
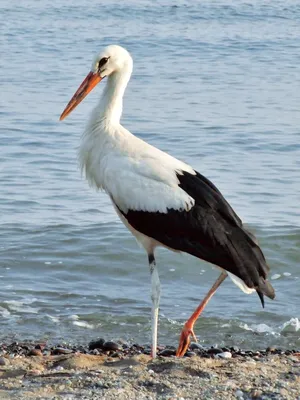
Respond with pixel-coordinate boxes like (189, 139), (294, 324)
(0, 357), (7, 366)
(215, 351), (232, 359)
(190, 342), (205, 351)
(54, 365), (64, 371)
(266, 346), (276, 353)
(148, 369), (155, 375)
(159, 348), (176, 357)
(288, 356), (300, 362)
(184, 351), (196, 357)
(28, 349), (43, 357)
(88, 338), (105, 350)
(231, 346), (239, 353)
(222, 347), (231, 352)
(52, 347), (72, 355)
(207, 347), (223, 355)
(27, 369), (41, 376)
(250, 389), (262, 398)
(235, 389), (244, 398)
(103, 341), (120, 351)
(35, 343), (46, 350)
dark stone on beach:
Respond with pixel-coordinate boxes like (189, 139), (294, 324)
(231, 346), (240, 353)
(159, 349), (176, 357)
(75, 345), (88, 354)
(110, 351), (120, 358)
(28, 349), (43, 357)
(35, 343), (46, 351)
(117, 339), (130, 349)
(207, 347), (223, 355)
(103, 341), (120, 351)
(185, 351), (196, 357)
(52, 347), (73, 355)
(190, 342), (205, 351)
(88, 338), (105, 350)
(222, 347), (231, 352)
(0, 357), (7, 366)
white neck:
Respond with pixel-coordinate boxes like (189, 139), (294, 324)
(97, 67), (131, 124)
(79, 63), (133, 188)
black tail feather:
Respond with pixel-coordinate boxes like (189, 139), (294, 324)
(257, 291), (265, 308)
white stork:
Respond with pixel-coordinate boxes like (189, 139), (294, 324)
(60, 45), (275, 358)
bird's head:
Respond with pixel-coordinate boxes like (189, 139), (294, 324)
(60, 45), (133, 121)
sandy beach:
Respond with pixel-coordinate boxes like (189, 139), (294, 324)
(0, 341), (299, 400)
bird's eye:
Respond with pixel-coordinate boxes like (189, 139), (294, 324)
(98, 57), (109, 70)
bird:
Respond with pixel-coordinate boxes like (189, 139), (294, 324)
(60, 44), (275, 358)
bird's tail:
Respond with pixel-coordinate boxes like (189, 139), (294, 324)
(256, 279), (275, 308)
(231, 226), (276, 308)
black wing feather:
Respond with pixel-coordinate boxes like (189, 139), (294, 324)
(119, 170), (275, 303)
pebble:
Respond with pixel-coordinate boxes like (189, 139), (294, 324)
(185, 351), (196, 357)
(28, 349), (43, 357)
(35, 343), (46, 350)
(53, 365), (64, 371)
(0, 357), (7, 366)
(27, 369), (42, 376)
(207, 348), (223, 355)
(88, 338), (106, 350)
(215, 351), (232, 359)
(90, 349), (100, 355)
(190, 342), (205, 351)
(235, 389), (244, 399)
(103, 341), (120, 351)
(159, 349), (176, 357)
(222, 347), (231, 352)
(52, 347), (73, 355)
(253, 388), (265, 397)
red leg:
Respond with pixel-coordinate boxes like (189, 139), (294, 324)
(176, 272), (227, 357)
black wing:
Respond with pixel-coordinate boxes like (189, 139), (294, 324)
(118, 170), (275, 304)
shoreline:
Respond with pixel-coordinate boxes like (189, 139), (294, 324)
(0, 340), (299, 399)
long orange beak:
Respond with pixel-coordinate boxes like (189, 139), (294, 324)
(60, 72), (102, 121)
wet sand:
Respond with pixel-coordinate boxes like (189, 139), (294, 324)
(0, 341), (299, 399)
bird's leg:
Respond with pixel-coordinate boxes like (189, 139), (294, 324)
(148, 253), (161, 358)
(176, 271), (227, 357)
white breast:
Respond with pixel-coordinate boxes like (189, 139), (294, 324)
(79, 122), (196, 214)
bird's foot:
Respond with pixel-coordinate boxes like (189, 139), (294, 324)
(176, 322), (197, 357)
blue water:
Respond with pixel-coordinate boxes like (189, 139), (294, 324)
(1, 0), (299, 349)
